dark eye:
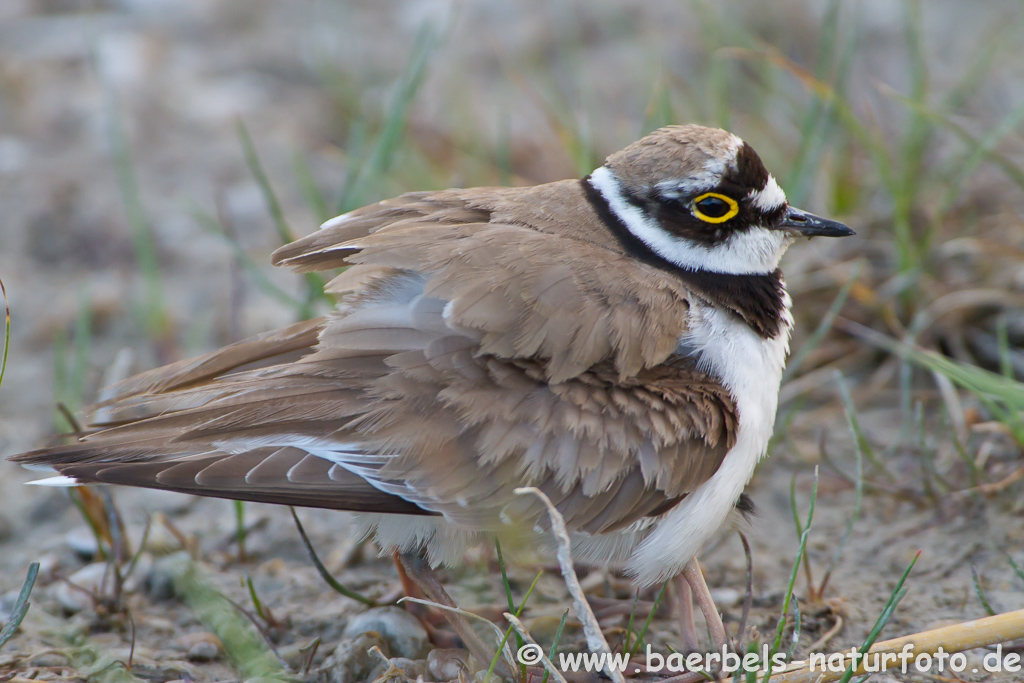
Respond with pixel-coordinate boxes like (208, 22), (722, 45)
(691, 192), (739, 223)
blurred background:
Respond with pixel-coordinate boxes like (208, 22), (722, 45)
(1, 0), (1023, 679)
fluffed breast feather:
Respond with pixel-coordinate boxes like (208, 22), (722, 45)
(13, 180), (740, 537)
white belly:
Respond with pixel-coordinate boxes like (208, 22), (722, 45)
(626, 297), (792, 586)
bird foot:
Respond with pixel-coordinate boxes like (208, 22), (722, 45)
(679, 558), (731, 654)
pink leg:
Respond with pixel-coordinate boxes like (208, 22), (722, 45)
(673, 574), (701, 652)
(681, 558), (730, 653)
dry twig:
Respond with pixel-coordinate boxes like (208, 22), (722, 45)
(514, 487), (626, 683)
(770, 608), (1024, 682)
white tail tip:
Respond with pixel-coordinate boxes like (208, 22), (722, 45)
(27, 475), (81, 487)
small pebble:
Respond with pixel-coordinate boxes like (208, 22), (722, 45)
(279, 639), (326, 670)
(428, 649), (470, 680)
(324, 631), (388, 683)
(28, 652), (69, 668)
(709, 587), (741, 606)
(187, 641), (220, 662)
(342, 606), (430, 660)
(64, 529), (100, 560)
(175, 631), (223, 651)
(474, 670), (506, 683)
(121, 553), (152, 593)
(143, 520), (184, 555)
(389, 657), (427, 678)
(144, 550), (191, 601)
(35, 555), (62, 582)
(53, 562), (109, 613)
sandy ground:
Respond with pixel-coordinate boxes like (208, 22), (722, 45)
(1, 1), (1023, 682)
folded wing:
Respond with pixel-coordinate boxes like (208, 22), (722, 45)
(13, 184), (738, 536)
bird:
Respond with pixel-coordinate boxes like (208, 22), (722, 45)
(11, 124), (852, 660)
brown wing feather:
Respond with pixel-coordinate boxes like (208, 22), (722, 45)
(101, 318), (323, 405)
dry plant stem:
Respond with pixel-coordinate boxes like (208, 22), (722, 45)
(769, 608), (1024, 682)
(514, 487), (626, 683)
(806, 615), (843, 653)
(397, 552), (512, 679)
(504, 613), (570, 683)
(953, 464), (1024, 498)
(673, 575), (700, 653)
(681, 559), (729, 653)
(652, 672), (708, 683)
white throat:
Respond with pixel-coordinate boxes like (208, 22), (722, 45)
(588, 165), (790, 275)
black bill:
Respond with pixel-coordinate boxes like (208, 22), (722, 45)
(775, 206), (855, 237)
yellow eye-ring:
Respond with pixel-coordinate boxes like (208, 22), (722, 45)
(691, 192), (739, 223)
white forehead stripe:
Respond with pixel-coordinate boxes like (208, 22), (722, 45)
(588, 166), (789, 276)
(655, 173), (720, 197)
(750, 174), (786, 213)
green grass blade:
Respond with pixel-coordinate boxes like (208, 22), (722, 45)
(762, 468), (818, 683)
(783, 0), (845, 206)
(1008, 554), (1024, 586)
(233, 122), (330, 317)
(971, 565), (997, 616)
(494, 538), (525, 666)
(236, 118), (295, 246)
(621, 590), (640, 654)
(540, 609), (570, 683)
(996, 315), (1014, 380)
(789, 474), (803, 537)
(169, 556), (286, 681)
(628, 581), (669, 657)
(234, 500), (247, 563)
(71, 294), (93, 414)
(336, 25), (437, 214)
(191, 208), (305, 309)
(293, 149), (331, 224)
(245, 575), (271, 624)
(0, 562), (40, 650)
(495, 538), (516, 614)
(486, 570), (543, 683)
(290, 508), (376, 606)
(840, 319), (1024, 443)
(836, 550), (920, 683)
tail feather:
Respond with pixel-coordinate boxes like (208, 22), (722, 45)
(18, 444), (435, 516)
